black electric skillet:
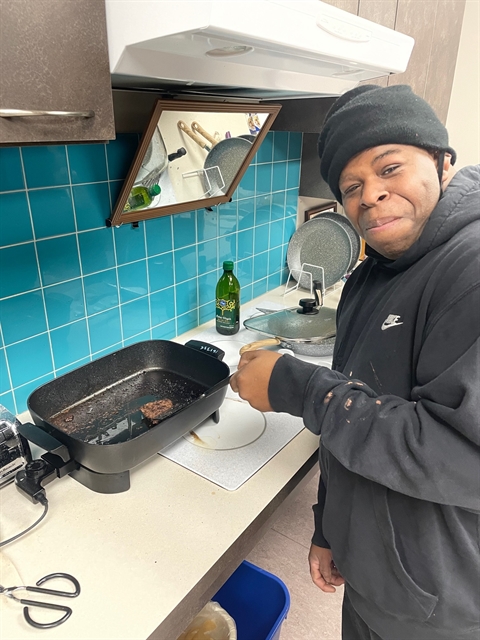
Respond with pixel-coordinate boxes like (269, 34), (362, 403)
(15, 340), (230, 498)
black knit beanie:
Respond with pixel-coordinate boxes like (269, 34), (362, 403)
(318, 84), (456, 203)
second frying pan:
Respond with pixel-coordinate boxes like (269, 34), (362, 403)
(241, 306), (337, 357)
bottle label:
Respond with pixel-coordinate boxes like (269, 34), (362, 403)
(216, 298), (237, 328)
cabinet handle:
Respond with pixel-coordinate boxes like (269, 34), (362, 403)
(0, 109), (94, 118)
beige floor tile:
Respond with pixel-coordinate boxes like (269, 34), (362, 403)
(272, 470), (321, 549)
(247, 527), (343, 640)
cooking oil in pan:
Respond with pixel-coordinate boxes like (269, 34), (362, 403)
(86, 394), (164, 445)
(50, 370), (207, 445)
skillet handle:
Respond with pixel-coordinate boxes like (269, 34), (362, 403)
(201, 374), (233, 399)
(185, 339), (225, 361)
(239, 338), (282, 355)
(16, 422), (71, 463)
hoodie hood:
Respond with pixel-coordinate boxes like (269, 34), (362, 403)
(365, 164), (480, 272)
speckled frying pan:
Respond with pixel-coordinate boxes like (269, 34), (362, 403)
(178, 121), (252, 195)
(287, 217), (353, 289)
(315, 212), (361, 273)
(241, 306), (337, 357)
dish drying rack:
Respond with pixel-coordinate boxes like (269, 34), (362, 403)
(182, 165), (225, 197)
(283, 263), (344, 301)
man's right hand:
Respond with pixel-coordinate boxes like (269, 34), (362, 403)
(308, 543), (345, 593)
(229, 350), (282, 412)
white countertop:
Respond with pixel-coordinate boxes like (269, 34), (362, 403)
(0, 285), (341, 640)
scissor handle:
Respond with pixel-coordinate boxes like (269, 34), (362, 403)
(35, 572), (81, 597)
(15, 573), (80, 629)
(21, 599), (73, 629)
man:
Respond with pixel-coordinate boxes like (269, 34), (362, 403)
(230, 84), (480, 640)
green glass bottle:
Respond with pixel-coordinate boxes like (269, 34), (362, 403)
(215, 261), (240, 335)
(123, 184), (161, 212)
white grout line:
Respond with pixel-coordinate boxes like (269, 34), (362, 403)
(143, 220), (154, 340)
(105, 144), (125, 349)
(169, 215), (179, 338)
(0, 321), (16, 413)
(18, 147), (55, 386)
(66, 145), (93, 362)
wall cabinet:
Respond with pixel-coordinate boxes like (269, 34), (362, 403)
(0, 0), (115, 145)
(281, 0), (467, 199)
(322, 0), (466, 122)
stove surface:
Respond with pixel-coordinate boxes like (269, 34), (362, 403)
(159, 389), (305, 491)
(159, 316), (329, 491)
(183, 396), (266, 450)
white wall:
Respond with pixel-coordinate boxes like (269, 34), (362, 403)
(446, 0), (480, 167)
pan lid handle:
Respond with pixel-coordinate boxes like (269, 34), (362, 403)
(297, 299), (319, 315)
(297, 279), (324, 314)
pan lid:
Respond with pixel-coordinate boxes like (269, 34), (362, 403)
(243, 306), (336, 341)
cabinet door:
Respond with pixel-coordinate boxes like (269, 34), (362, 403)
(424, 0), (465, 124)
(358, 0), (397, 88)
(387, 0), (438, 97)
(0, 0), (114, 144)
(321, 0), (359, 14)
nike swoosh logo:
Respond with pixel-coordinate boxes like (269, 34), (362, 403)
(381, 321), (404, 330)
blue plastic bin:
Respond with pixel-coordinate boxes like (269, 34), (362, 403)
(213, 560), (290, 640)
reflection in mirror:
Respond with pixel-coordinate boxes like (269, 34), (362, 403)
(108, 101), (281, 227)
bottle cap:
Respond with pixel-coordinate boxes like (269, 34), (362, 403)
(150, 184), (161, 196)
(223, 260), (234, 271)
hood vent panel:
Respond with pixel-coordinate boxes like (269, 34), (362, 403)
(106, 0), (414, 100)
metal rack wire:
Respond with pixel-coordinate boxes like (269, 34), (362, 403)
(283, 263), (343, 301)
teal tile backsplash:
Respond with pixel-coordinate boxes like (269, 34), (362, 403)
(0, 131), (301, 413)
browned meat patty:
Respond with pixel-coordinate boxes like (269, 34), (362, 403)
(140, 399), (174, 422)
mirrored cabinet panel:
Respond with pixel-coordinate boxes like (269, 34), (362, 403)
(108, 100), (281, 226)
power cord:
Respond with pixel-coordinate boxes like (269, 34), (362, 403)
(0, 495), (49, 548)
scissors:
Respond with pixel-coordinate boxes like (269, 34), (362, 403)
(0, 572), (80, 629)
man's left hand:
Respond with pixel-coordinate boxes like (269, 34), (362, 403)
(308, 544), (345, 593)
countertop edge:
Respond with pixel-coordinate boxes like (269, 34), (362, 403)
(148, 450), (319, 639)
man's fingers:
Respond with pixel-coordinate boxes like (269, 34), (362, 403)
(309, 557), (337, 593)
(330, 567), (345, 586)
(229, 372), (239, 393)
(237, 350), (259, 369)
(321, 564), (332, 585)
(310, 570), (337, 593)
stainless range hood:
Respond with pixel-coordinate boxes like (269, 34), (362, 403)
(106, 0), (414, 101)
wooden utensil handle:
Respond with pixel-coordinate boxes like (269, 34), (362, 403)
(239, 338), (282, 354)
(191, 121), (217, 147)
(177, 120), (210, 150)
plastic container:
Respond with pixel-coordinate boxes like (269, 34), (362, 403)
(176, 601), (237, 640)
(213, 561), (290, 640)
(123, 183), (161, 212)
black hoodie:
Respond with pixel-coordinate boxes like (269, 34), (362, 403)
(269, 165), (480, 639)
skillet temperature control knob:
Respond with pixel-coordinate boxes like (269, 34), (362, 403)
(25, 459), (49, 480)
(297, 299), (319, 315)
(16, 459), (55, 504)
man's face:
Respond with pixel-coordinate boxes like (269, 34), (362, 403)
(339, 144), (443, 259)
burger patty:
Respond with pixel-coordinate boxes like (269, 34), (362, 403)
(140, 398), (174, 423)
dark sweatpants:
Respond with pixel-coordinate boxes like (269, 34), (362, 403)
(341, 588), (480, 640)
(342, 589), (383, 640)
